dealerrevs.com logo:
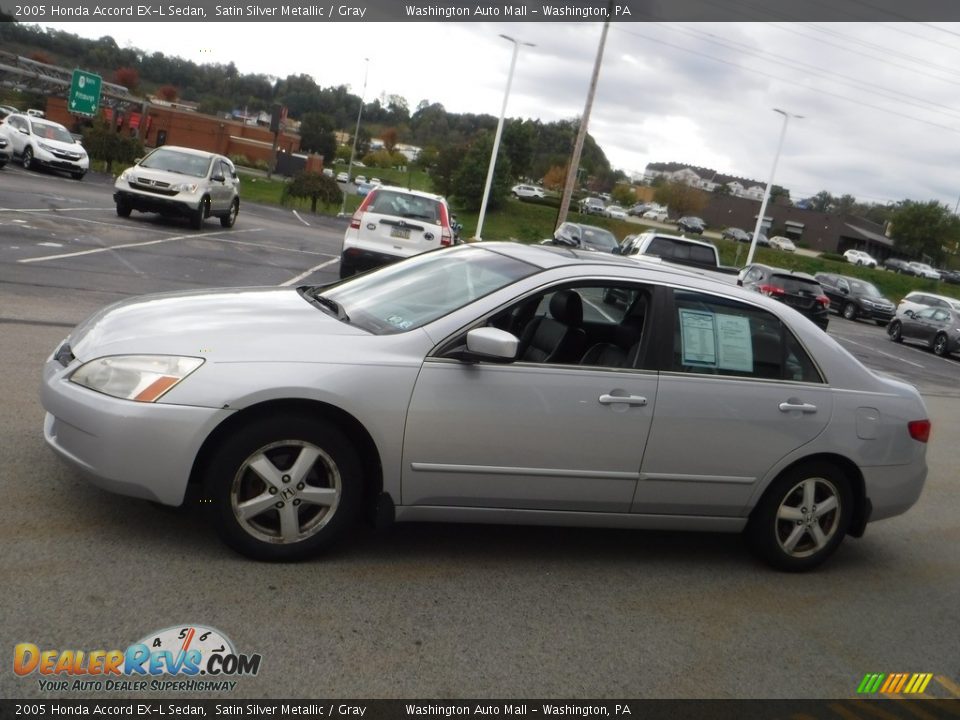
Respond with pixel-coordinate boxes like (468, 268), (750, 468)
(14, 625), (262, 693)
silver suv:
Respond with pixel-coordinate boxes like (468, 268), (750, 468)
(340, 186), (454, 278)
(113, 146), (240, 229)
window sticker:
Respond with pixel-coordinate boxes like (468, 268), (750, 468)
(679, 309), (717, 367)
(716, 314), (753, 372)
(680, 309), (754, 372)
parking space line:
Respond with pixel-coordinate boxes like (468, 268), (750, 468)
(279, 258), (339, 286)
(834, 336), (925, 369)
(216, 237), (335, 256)
(18, 228), (263, 263)
(292, 210), (311, 226)
(1, 207), (185, 235)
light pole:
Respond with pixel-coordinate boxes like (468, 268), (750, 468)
(747, 108), (803, 265)
(339, 58), (369, 218)
(475, 34), (534, 241)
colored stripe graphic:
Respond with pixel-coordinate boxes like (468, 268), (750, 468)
(858, 672), (934, 694)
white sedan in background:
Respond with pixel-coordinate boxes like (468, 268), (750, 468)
(604, 205), (628, 219)
(769, 236), (797, 252)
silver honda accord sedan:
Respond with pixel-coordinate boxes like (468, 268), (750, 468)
(41, 242), (931, 571)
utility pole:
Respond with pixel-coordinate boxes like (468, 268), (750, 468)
(557, 20), (610, 229)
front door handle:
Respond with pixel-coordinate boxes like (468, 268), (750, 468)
(599, 394), (648, 406)
(779, 402), (818, 414)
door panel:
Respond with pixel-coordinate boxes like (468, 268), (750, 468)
(402, 361), (657, 512)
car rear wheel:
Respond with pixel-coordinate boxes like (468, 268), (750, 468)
(220, 199), (239, 228)
(746, 461), (852, 572)
(205, 414), (362, 561)
(932, 333), (949, 357)
(888, 321), (903, 342)
(842, 303), (858, 321)
(22, 146), (34, 170)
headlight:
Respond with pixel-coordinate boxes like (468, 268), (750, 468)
(171, 182), (199, 193)
(38, 142), (55, 153)
(70, 355), (204, 402)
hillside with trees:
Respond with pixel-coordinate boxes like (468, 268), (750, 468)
(0, 20), (620, 204)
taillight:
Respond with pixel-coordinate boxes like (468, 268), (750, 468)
(817, 295), (830, 307)
(758, 284), (785, 297)
(439, 203), (452, 246)
(908, 419), (931, 443)
(350, 190), (377, 230)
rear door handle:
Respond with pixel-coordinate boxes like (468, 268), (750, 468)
(779, 402), (818, 414)
(599, 394), (648, 406)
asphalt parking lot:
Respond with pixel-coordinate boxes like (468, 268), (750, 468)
(1, 166), (959, 703)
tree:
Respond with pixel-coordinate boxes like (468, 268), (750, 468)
(807, 190), (835, 213)
(452, 132), (513, 211)
(281, 172), (343, 213)
(430, 144), (464, 197)
(888, 200), (960, 262)
(713, 183), (732, 196)
(113, 67), (140, 92)
(381, 127), (399, 152)
(156, 84), (179, 102)
(611, 183), (636, 206)
(542, 165), (567, 191)
(298, 112), (337, 163)
(81, 119), (143, 172)
(653, 181), (707, 217)
(770, 185), (791, 205)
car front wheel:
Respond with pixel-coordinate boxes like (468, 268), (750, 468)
(206, 414), (362, 561)
(220, 199), (239, 228)
(746, 461), (852, 571)
(116, 201), (132, 218)
(842, 303), (858, 321)
(22, 146), (34, 170)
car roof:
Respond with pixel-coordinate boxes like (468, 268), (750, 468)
(750, 263), (818, 282)
(149, 145), (225, 160)
(641, 231), (715, 249)
(372, 185), (446, 202)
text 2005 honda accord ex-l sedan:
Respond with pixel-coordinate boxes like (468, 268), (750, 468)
(41, 243), (931, 571)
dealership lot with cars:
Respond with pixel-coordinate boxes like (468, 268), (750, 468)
(2, 167), (960, 698)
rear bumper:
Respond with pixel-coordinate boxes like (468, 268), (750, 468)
(340, 246), (404, 275)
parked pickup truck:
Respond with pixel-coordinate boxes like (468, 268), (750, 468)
(617, 232), (739, 276)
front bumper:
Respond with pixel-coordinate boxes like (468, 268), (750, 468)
(860, 305), (895, 323)
(35, 148), (88, 173)
(42, 355), (230, 506)
(114, 189), (199, 218)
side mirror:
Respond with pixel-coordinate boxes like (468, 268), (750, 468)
(904, 309), (915, 318)
(611, 246), (622, 255)
(212, 172), (225, 182)
(450, 327), (518, 364)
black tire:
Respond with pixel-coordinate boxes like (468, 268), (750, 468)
(205, 414), (363, 561)
(72, 171), (85, 181)
(888, 321), (903, 343)
(0, 161), (7, 169)
(191, 198), (209, 230)
(22, 146), (34, 170)
(842, 303), (858, 321)
(746, 461), (853, 572)
(220, 199), (239, 228)
(338, 257), (355, 279)
(116, 202), (132, 218)
(932, 333), (949, 357)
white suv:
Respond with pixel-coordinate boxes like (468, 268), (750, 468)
(340, 186), (454, 278)
(0, 113), (89, 180)
(895, 290), (960, 319)
(511, 184), (545, 199)
(113, 146), (240, 229)
(844, 249), (878, 268)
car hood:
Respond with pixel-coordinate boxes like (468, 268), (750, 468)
(117, 164), (204, 187)
(68, 287), (369, 362)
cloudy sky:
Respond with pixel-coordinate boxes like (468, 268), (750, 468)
(35, 20), (960, 209)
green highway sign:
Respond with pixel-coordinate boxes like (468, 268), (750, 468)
(68, 69), (102, 116)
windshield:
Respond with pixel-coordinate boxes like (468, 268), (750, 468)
(311, 246), (537, 334)
(30, 120), (75, 143)
(850, 280), (882, 297)
(140, 148), (212, 178)
(581, 227), (618, 252)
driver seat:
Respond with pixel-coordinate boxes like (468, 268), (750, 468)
(518, 290), (586, 364)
